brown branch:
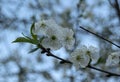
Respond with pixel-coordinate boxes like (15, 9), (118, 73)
(37, 44), (72, 64)
(37, 44), (120, 77)
(114, 0), (120, 21)
(79, 26), (120, 49)
(108, 0), (115, 8)
(87, 65), (120, 77)
(108, 0), (120, 22)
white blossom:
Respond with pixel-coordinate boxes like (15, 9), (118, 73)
(83, 45), (99, 64)
(42, 27), (63, 50)
(77, 45), (99, 64)
(34, 19), (75, 50)
(61, 28), (75, 50)
(33, 19), (64, 50)
(42, 38), (62, 50)
(70, 48), (90, 69)
(70, 45), (99, 69)
(106, 51), (120, 66)
(34, 19), (47, 36)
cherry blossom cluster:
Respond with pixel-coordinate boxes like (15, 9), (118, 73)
(33, 19), (101, 69)
(70, 45), (99, 69)
(34, 19), (75, 50)
(13, 19), (120, 76)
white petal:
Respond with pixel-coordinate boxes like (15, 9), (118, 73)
(89, 46), (99, 63)
(80, 54), (90, 68)
(90, 53), (99, 64)
(34, 20), (48, 36)
(106, 53), (120, 66)
(70, 48), (90, 69)
(61, 28), (75, 50)
(42, 38), (62, 50)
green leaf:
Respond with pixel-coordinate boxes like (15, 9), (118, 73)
(30, 23), (37, 40)
(22, 33), (32, 40)
(12, 37), (31, 43)
(28, 47), (39, 53)
(39, 36), (45, 43)
(95, 57), (106, 65)
(12, 37), (38, 44)
(22, 33), (39, 44)
(12, 23), (39, 45)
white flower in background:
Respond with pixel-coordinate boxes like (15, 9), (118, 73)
(34, 19), (47, 36)
(61, 28), (75, 50)
(42, 27), (63, 50)
(70, 45), (99, 69)
(83, 45), (99, 64)
(70, 48), (90, 69)
(106, 52), (120, 66)
(81, 45), (100, 63)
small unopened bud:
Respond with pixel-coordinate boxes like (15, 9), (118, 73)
(46, 53), (50, 56)
(47, 48), (51, 51)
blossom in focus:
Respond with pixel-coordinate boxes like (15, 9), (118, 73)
(106, 51), (120, 66)
(42, 28), (63, 50)
(33, 19), (75, 50)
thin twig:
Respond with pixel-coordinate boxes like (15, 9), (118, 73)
(79, 26), (120, 48)
(108, 0), (115, 8)
(37, 44), (120, 76)
(87, 65), (120, 76)
(37, 44), (72, 64)
(108, 0), (120, 22)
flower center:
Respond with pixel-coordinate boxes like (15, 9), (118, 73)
(40, 22), (46, 28)
(76, 55), (82, 61)
(86, 50), (91, 55)
(111, 55), (116, 59)
(66, 36), (71, 41)
(51, 35), (56, 40)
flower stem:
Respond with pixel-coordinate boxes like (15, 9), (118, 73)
(79, 26), (120, 49)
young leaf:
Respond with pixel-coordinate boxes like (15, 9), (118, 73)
(22, 33), (39, 44)
(39, 36), (45, 43)
(95, 57), (106, 65)
(30, 23), (37, 40)
(12, 37), (38, 44)
(12, 37), (31, 43)
(29, 47), (39, 53)
(22, 33), (32, 40)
